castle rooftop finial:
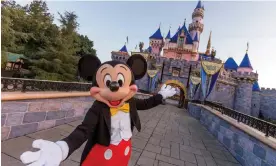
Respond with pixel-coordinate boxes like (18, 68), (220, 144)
(184, 18), (186, 26)
(246, 42), (249, 53)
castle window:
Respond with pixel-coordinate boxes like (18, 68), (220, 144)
(172, 67), (181, 77)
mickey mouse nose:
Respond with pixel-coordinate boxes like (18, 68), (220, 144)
(109, 81), (119, 92)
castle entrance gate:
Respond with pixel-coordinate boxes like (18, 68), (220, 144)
(162, 80), (187, 108)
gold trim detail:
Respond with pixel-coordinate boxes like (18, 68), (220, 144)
(163, 80), (188, 98)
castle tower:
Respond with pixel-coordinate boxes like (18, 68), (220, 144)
(189, 0), (204, 39)
(149, 27), (164, 56)
(251, 81), (261, 117)
(177, 22), (187, 48)
(233, 47), (257, 115)
(164, 29), (171, 49)
(205, 31), (212, 55)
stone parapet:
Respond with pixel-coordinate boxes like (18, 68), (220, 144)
(1, 92), (151, 141)
(188, 103), (276, 166)
(232, 71), (258, 82)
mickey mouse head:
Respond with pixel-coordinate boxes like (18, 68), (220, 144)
(78, 54), (147, 108)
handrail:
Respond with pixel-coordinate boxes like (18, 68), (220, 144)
(190, 100), (276, 138)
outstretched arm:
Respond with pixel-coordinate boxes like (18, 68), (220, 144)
(20, 103), (100, 165)
(135, 84), (176, 110)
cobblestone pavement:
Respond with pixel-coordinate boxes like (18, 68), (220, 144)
(1, 104), (241, 166)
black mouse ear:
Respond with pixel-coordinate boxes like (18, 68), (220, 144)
(78, 55), (101, 81)
(126, 54), (147, 80)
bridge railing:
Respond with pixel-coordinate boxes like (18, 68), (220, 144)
(1, 77), (91, 92)
(190, 100), (276, 139)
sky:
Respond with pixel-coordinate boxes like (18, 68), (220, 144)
(17, 0), (276, 88)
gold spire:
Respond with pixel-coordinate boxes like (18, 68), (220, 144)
(205, 31), (212, 55)
(246, 42), (249, 53)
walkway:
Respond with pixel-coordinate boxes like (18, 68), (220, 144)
(2, 104), (241, 166)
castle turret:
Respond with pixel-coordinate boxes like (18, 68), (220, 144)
(149, 27), (164, 56)
(224, 57), (238, 72)
(164, 29), (171, 49)
(251, 81), (261, 117)
(205, 31), (212, 55)
(177, 22), (187, 48)
(189, 0), (204, 39)
(233, 46), (257, 115)
(111, 44), (129, 62)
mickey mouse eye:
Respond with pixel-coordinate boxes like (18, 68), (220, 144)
(104, 74), (111, 87)
(117, 73), (125, 87)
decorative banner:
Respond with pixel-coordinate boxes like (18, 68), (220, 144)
(147, 69), (159, 78)
(201, 61), (223, 75)
(189, 76), (201, 99)
(206, 70), (220, 97)
(200, 67), (208, 99)
(200, 60), (223, 100)
(190, 76), (201, 85)
(150, 73), (158, 92)
(147, 70), (159, 92)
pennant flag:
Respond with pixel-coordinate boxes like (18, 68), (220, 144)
(189, 76), (201, 99)
(200, 60), (223, 100)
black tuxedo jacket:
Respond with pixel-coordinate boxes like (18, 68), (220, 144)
(62, 94), (163, 164)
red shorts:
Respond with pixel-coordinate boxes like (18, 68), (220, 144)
(82, 139), (131, 166)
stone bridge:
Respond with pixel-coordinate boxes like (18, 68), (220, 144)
(1, 92), (276, 166)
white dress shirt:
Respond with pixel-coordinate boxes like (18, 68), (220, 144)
(110, 111), (132, 145)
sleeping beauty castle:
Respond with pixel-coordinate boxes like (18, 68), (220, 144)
(110, 0), (276, 121)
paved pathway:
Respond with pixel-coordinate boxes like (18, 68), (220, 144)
(2, 104), (241, 166)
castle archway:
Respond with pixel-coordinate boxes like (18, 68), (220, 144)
(161, 80), (187, 108)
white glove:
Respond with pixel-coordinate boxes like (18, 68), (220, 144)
(20, 139), (69, 166)
(158, 84), (177, 99)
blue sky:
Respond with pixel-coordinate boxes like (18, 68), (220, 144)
(18, 1), (276, 88)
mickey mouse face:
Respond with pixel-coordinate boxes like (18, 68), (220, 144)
(78, 54), (147, 108)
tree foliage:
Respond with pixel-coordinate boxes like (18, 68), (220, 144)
(1, 0), (96, 81)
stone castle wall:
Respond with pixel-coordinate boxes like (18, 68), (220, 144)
(207, 82), (236, 109)
(259, 88), (276, 120)
(234, 81), (253, 115)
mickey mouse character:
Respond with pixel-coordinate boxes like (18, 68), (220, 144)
(20, 54), (176, 166)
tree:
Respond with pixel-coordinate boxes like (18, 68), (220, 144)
(1, 0), (97, 81)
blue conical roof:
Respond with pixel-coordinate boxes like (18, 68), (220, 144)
(181, 23), (193, 44)
(196, 0), (204, 9)
(149, 27), (163, 40)
(193, 32), (199, 42)
(239, 53), (253, 69)
(224, 57), (238, 70)
(170, 27), (181, 43)
(119, 45), (128, 52)
(252, 81), (260, 91)
(165, 30), (171, 39)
